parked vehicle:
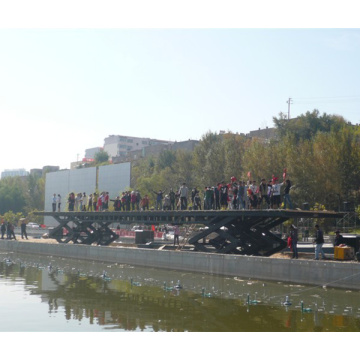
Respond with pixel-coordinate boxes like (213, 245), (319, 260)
(27, 222), (41, 229)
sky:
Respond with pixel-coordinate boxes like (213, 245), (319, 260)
(1, 1), (360, 174)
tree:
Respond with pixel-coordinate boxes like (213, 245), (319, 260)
(193, 132), (226, 185)
(156, 150), (176, 171)
(273, 109), (347, 142)
(94, 150), (110, 164)
(0, 176), (29, 214)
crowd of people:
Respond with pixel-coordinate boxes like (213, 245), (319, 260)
(55, 175), (293, 212)
(0, 221), (22, 240)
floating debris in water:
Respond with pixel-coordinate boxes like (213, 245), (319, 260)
(163, 282), (173, 291)
(102, 271), (111, 282)
(246, 293), (261, 305)
(301, 301), (312, 313)
(174, 280), (182, 290)
(282, 296), (292, 306)
(131, 278), (141, 287)
(201, 288), (212, 298)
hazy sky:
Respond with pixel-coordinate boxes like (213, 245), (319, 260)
(1, 3), (359, 173)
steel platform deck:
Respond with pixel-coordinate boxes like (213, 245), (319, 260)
(35, 209), (344, 256)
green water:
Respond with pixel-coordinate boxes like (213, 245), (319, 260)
(0, 251), (360, 332)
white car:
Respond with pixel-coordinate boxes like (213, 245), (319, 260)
(27, 222), (41, 229)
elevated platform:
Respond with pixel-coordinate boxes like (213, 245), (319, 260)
(35, 210), (344, 256)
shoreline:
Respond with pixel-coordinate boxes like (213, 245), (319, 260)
(0, 237), (359, 291)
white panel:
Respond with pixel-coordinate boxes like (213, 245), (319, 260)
(98, 162), (131, 200)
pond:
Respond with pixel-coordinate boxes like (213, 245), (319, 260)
(1, 250), (360, 332)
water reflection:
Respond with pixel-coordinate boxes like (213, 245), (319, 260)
(0, 252), (360, 332)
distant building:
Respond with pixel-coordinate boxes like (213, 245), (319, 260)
(70, 158), (97, 169)
(113, 139), (199, 162)
(103, 135), (173, 159)
(42, 165), (60, 173)
(1, 168), (29, 179)
(85, 147), (103, 160)
(30, 169), (43, 177)
(248, 127), (278, 141)
(30, 166), (60, 177)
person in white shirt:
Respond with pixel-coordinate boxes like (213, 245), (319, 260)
(179, 183), (189, 210)
(82, 192), (87, 211)
(52, 194), (57, 212)
(271, 178), (283, 209)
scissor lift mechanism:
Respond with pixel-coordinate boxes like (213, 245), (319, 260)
(35, 210), (343, 256)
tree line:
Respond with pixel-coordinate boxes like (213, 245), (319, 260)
(132, 109), (360, 212)
(1, 108), (360, 225)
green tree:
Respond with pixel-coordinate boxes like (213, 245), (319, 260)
(223, 133), (247, 181)
(26, 173), (45, 212)
(273, 109), (347, 141)
(0, 177), (29, 214)
(156, 150), (176, 171)
(94, 150), (110, 164)
(193, 132), (226, 186)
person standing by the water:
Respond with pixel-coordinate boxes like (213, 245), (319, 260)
(1, 222), (6, 239)
(21, 220), (28, 240)
(174, 225), (180, 246)
(290, 224), (298, 259)
(7, 222), (16, 240)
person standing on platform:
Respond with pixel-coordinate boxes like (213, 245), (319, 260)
(220, 181), (229, 210)
(68, 193), (75, 211)
(271, 178), (282, 209)
(93, 193), (98, 211)
(135, 190), (141, 211)
(103, 192), (109, 211)
(131, 191), (137, 211)
(141, 194), (149, 211)
(82, 193), (87, 211)
(87, 193), (93, 211)
(258, 179), (270, 209)
(57, 194), (62, 212)
(153, 190), (165, 210)
(52, 194), (57, 212)
(283, 179), (293, 209)
(179, 183), (189, 210)
(214, 184), (220, 210)
(314, 224), (326, 260)
(112, 196), (122, 211)
(169, 189), (176, 210)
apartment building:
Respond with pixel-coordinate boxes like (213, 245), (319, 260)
(103, 135), (173, 158)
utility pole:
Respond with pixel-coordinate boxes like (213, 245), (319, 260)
(287, 97), (293, 120)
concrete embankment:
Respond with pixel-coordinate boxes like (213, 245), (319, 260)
(0, 239), (359, 291)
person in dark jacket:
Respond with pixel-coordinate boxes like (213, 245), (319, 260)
(314, 224), (326, 260)
(7, 222), (16, 240)
(1, 222), (6, 239)
(21, 220), (28, 240)
(290, 224), (298, 259)
(283, 179), (293, 209)
(334, 230), (344, 247)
